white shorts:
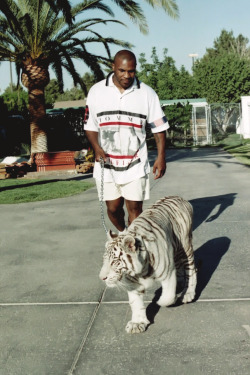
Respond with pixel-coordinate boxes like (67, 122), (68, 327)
(96, 175), (150, 201)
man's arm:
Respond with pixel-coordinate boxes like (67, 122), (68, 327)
(152, 131), (166, 180)
(85, 130), (106, 162)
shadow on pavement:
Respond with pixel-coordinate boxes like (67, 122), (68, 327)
(190, 193), (237, 231)
(146, 236), (230, 325)
(194, 236), (231, 300)
(148, 147), (245, 168)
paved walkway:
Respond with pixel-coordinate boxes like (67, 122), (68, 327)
(0, 147), (249, 375)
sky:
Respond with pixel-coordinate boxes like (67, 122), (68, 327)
(1, 0), (250, 93)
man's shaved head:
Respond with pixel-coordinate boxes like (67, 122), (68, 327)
(112, 50), (137, 92)
(114, 50), (137, 65)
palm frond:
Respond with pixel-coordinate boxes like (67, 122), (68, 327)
(50, 59), (64, 93)
(152, 0), (179, 19)
(0, 0), (21, 30)
(110, 0), (148, 34)
(71, 0), (114, 18)
(57, 18), (126, 44)
(73, 33), (132, 54)
(78, 47), (105, 82)
(44, 0), (73, 24)
(0, 0), (26, 40)
(60, 54), (88, 94)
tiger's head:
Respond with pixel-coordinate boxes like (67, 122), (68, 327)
(99, 230), (146, 288)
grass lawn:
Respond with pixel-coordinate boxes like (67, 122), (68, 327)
(0, 178), (94, 204)
(217, 134), (250, 166)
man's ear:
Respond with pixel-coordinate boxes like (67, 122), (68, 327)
(122, 235), (136, 252)
(107, 229), (118, 241)
(112, 63), (115, 71)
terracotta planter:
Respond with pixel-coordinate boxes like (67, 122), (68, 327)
(34, 151), (76, 172)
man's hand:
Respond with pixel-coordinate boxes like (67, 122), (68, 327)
(153, 131), (167, 179)
(153, 157), (166, 179)
(94, 146), (106, 162)
(85, 130), (106, 162)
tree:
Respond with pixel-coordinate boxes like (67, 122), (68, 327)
(0, 0), (132, 154)
(172, 66), (195, 100)
(55, 86), (86, 102)
(45, 73), (96, 107)
(193, 40), (250, 103)
(163, 103), (192, 128)
(206, 29), (250, 59)
(156, 49), (180, 99)
(137, 48), (159, 91)
(82, 72), (97, 93)
(138, 48), (194, 99)
(137, 48), (194, 136)
(1, 85), (28, 114)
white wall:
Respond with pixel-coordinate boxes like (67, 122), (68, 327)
(240, 96), (250, 139)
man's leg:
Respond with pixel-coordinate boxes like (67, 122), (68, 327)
(106, 197), (126, 231)
(125, 200), (143, 226)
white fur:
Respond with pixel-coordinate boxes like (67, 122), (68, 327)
(99, 196), (197, 334)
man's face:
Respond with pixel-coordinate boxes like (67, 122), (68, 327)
(112, 57), (136, 91)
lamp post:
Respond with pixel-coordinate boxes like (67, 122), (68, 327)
(188, 53), (198, 68)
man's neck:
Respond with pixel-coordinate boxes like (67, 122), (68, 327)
(112, 75), (134, 94)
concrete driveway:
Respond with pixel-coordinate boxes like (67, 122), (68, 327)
(0, 147), (249, 375)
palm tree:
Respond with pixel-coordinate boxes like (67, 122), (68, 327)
(0, 0), (131, 154)
(0, 0), (179, 155)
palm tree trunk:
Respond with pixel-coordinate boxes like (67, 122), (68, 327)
(21, 59), (50, 154)
(29, 87), (48, 154)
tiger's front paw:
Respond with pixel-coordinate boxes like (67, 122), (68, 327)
(182, 290), (195, 303)
(125, 320), (149, 334)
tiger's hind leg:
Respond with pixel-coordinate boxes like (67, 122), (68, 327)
(179, 252), (197, 303)
(157, 268), (177, 307)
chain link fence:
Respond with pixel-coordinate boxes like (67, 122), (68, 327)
(164, 102), (241, 147)
(208, 103), (241, 143)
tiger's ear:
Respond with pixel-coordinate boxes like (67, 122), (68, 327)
(122, 235), (136, 252)
(107, 230), (118, 241)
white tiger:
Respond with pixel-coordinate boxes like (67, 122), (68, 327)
(99, 196), (197, 334)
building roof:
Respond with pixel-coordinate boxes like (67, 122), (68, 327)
(46, 100), (86, 116)
(160, 98), (207, 107)
(53, 99), (86, 109)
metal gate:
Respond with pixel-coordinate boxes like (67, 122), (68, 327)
(192, 104), (211, 145)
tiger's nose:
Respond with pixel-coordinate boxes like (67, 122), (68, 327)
(99, 266), (108, 281)
(99, 271), (107, 281)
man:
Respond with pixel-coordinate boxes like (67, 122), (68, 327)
(84, 50), (169, 233)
